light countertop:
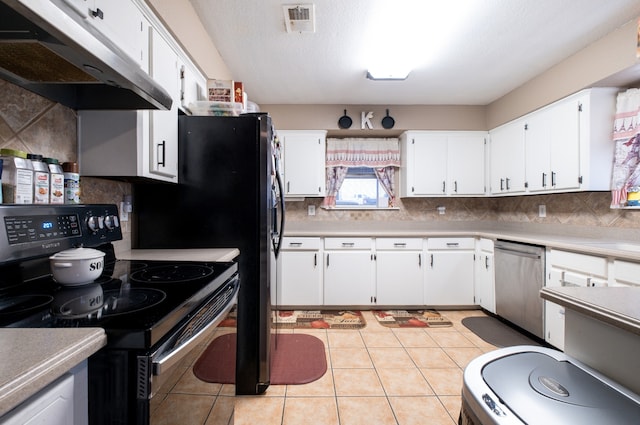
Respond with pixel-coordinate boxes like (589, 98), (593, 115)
(0, 328), (106, 417)
(284, 220), (640, 261)
(540, 286), (640, 336)
(117, 248), (239, 262)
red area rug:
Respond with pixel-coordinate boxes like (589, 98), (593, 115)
(193, 333), (327, 385)
(372, 309), (452, 328)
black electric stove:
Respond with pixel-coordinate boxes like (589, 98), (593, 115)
(0, 204), (239, 424)
(0, 255), (238, 349)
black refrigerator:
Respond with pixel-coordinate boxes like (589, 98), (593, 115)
(132, 113), (284, 395)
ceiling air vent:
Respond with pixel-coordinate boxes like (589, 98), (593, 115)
(283, 4), (316, 33)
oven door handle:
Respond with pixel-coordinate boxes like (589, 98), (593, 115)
(152, 288), (238, 376)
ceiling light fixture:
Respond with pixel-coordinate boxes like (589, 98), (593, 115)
(366, 69), (410, 81)
(361, 0), (477, 81)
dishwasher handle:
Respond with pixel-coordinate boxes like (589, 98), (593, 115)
(495, 245), (542, 259)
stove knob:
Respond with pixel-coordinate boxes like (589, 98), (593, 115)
(104, 215), (120, 230)
(87, 216), (104, 232)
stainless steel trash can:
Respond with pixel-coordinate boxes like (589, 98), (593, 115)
(460, 345), (640, 425)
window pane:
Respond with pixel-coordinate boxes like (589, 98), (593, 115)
(335, 167), (389, 208)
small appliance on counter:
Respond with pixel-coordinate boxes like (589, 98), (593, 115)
(460, 345), (640, 425)
(0, 204), (239, 425)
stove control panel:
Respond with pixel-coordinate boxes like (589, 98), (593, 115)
(0, 204), (122, 264)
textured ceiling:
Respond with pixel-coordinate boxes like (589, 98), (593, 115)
(190, 0), (640, 105)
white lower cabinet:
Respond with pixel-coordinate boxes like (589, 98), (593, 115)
(425, 238), (475, 305)
(475, 238), (495, 313)
(611, 259), (640, 287)
(0, 361), (88, 425)
(323, 238), (375, 305)
(375, 238), (424, 306)
(274, 237), (323, 306)
(545, 249), (608, 350)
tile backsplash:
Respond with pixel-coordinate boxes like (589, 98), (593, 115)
(3, 79), (637, 249)
(0, 80), (132, 249)
(287, 188), (640, 230)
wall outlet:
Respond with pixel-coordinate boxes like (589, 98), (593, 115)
(437, 206), (446, 215)
(308, 205), (316, 216)
(539, 204), (546, 218)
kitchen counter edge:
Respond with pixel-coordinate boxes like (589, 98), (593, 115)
(283, 223), (640, 261)
(540, 286), (640, 336)
(0, 328), (106, 417)
(117, 248), (240, 262)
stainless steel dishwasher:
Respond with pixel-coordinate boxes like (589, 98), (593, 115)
(494, 240), (545, 338)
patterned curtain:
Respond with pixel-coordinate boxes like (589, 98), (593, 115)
(322, 166), (349, 207)
(374, 167), (396, 207)
(323, 138), (400, 207)
(611, 88), (640, 208)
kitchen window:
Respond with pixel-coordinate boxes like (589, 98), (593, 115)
(323, 138), (400, 209)
(335, 167), (390, 208)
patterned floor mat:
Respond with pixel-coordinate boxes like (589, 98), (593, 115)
(274, 310), (366, 329)
(217, 308), (367, 329)
(372, 309), (452, 328)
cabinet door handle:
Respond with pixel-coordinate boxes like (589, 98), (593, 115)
(500, 178), (504, 191)
(341, 242), (355, 247)
(551, 171), (557, 187)
(418, 253), (422, 267)
(485, 256), (489, 269)
(326, 254), (329, 268)
(90, 8), (104, 19)
(542, 172), (547, 187)
(287, 181), (290, 193)
(314, 253), (317, 267)
(442, 181), (446, 193)
(430, 254), (434, 268)
(157, 141), (166, 167)
(454, 181), (458, 193)
(505, 178), (511, 190)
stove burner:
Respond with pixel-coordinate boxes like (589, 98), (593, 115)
(0, 295), (53, 315)
(102, 288), (166, 316)
(130, 264), (214, 284)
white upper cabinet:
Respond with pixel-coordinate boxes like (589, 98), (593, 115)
(56, 0), (148, 67)
(400, 131), (487, 197)
(489, 119), (527, 195)
(525, 89), (608, 192)
(148, 28), (179, 180)
(78, 0), (205, 183)
(279, 130), (327, 197)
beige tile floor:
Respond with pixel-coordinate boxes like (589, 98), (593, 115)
(151, 309), (501, 425)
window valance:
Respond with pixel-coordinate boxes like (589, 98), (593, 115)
(326, 138), (400, 168)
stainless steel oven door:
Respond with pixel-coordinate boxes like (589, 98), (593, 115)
(136, 275), (239, 403)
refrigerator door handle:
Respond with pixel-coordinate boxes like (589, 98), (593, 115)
(272, 168), (285, 258)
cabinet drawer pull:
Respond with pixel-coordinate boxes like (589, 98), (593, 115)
(393, 243), (407, 247)
(341, 242), (355, 247)
(289, 242), (302, 247)
(446, 242), (459, 247)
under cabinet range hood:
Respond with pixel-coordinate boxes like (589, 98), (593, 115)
(0, 0), (172, 110)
